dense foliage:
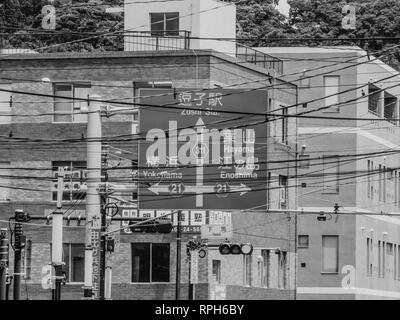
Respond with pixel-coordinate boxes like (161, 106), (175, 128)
(1, 0), (400, 68)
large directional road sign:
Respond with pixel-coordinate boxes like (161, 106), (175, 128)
(138, 89), (268, 210)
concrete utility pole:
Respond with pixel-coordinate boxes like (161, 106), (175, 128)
(51, 167), (64, 300)
(0, 228), (9, 300)
(99, 144), (109, 300)
(84, 94), (102, 299)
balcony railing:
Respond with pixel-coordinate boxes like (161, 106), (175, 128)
(124, 30), (191, 51)
(0, 30), (190, 54)
(0, 30), (284, 75)
(236, 43), (283, 75)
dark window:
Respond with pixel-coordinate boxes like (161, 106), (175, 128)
(62, 243), (85, 283)
(52, 161), (86, 202)
(150, 12), (179, 36)
(279, 175), (288, 209)
(131, 243), (170, 283)
(212, 260), (221, 284)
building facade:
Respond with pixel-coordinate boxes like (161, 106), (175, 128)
(260, 46), (400, 299)
(0, 46), (298, 300)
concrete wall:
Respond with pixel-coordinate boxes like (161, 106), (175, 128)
(123, 0), (236, 55)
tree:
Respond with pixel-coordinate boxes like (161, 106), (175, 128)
(286, 0), (400, 68)
(0, 0), (124, 52)
(235, 0), (294, 47)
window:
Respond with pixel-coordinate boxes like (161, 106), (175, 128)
(383, 241), (386, 278)
(378, 240), (382, 277)
(366, 237), (373, 277)
(395, 244), (397, 280)
(367, 160), (372, 199)
(0, 162), (11, 201)
(398, 246), (400, 281)
(281, 105), (288, 144)
(53, 83), (90, 123)
(150, 12), (179, 36)
(131, 243), (170, 283)
(368, 84), (381, 116)
(243, 254), (252, 286)
(384, 92), (397, 124)
(379, 165), (382, 202)
(52, 161), (86, 202)
(279, 175), (288, 209)
(62, 243), (85, 283)
(298, 235), (309, 248)
(261, 249), (270, 287)
(383, 166), (387, 202)
(323, 76), (340, 112)
(396, 172), (398, 207)
(299, 155), (310, 169)
(322, 156), (340, 194)
(278, 251), (287, 289)
(322, 236), (339, 273)
(23, 240), (32, 280)
(212, 260), (221, 284)
(0, 82), (11, 124)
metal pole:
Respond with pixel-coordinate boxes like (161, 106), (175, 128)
(175, 210), (181, 300)
(84, 94), (102, 299)
(0, 228), (8, 300)
(188, 251), (193, 300)
(52, 167), (64, 300)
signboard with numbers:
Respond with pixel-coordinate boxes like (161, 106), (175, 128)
(119, 208), (231, 234)
(139, 89), (268, 210)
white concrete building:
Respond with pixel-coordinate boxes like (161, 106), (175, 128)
(123, 0), (236, 55)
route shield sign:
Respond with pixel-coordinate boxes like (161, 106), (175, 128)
(139, 89), (268, 210)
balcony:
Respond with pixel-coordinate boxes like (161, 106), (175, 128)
(0, 30), (283, 75)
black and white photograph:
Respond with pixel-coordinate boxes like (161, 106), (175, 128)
(0, 0), (400, 309)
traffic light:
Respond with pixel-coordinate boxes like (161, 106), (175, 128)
(218, 242), (253, 255)
(129, 218), (173, 234)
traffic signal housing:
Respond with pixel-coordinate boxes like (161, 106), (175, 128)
(129, 218), (173, 234)
(219, 242), (253, 255)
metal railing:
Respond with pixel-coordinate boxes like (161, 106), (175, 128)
(0, 30), (191, 54)
(236, 43), (283, 75)
(124, 30), (191, 51)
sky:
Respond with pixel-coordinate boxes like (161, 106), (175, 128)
(276, 0), (290, 17)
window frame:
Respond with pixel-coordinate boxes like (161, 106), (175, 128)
(131, 242), (170, 283)
(60, 243), (85, 284)
(323, 75), (340, 113)
(53, 82), (90, 123)
(321, 235), (339, 274)
(149, 12), (180, 36)
(298, 235), (309, 249)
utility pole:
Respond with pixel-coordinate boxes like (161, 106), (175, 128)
(84, 94), (102, 299)
(0, 228), (9, 300)
(51, 167), (64, 300)
(175, 210), (181, 300)
(99, 143), (109, 300)
(13, 209), (26, 300)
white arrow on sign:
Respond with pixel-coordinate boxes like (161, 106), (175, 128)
(147, 182), (251, 197)
(230, 183), (251, 196)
